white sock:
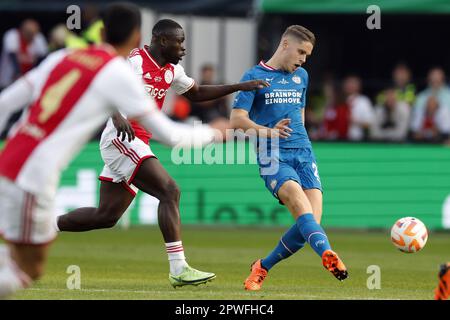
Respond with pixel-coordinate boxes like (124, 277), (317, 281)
(165, 241), (188, 276)
(0, 246), (31, 299)
(53, 216), (60, 232)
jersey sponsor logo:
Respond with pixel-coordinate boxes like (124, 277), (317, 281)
(292, 76), (301, 84)
(277, 78), (289, 85)
(264, 90), (303, 105)
(144, 72), (152, 80)
(144, 84), (167, 100)
(164, 69), (174, 84)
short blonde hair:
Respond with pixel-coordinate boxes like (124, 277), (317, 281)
(282, 25), (316, 46)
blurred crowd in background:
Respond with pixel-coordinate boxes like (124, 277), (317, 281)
(1, 14), (450, 145)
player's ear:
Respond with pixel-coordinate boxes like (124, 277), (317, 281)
(160, 35), (168, 48)
(281, 38), (289, 50)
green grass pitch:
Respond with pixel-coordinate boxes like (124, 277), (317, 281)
(9, 226), (449, 300)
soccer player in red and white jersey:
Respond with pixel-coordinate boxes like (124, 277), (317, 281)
(0, 3), (220, 298)
(55, 19), (268, 288)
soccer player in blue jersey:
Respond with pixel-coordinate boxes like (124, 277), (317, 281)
(230, 25), (348, 291)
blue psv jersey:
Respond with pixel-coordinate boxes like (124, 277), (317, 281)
(233, 61), (311, 148)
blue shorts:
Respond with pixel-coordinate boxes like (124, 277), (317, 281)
(258, 146), (322, 202)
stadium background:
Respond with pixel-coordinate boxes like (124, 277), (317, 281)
(1, 0), (450, 230)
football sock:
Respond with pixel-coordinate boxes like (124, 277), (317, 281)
(165, 241), (188, 276)
(0, 246), (31, 298)
(261, 223), (306, 271)
(296, 213), (332, 257)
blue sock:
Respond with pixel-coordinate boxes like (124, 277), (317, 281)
(261, 223), (306, 271)
(296, 213), (331, 257)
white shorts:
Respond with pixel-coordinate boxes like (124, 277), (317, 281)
(99, 135), (156, 196)
(0, 177), (56, 245)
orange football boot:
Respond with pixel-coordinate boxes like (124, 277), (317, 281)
(435, 262), (450, 300)
(244, 259), (268, 291)
(322, 250), (348, 281)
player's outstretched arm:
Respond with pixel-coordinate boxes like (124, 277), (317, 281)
(230, 108), (292, 139)
(132, 111), (218, 147)
(183, 80), (269, 102)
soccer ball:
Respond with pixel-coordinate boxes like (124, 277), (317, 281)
(390, 217), (428, 253)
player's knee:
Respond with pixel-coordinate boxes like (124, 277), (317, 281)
(96, 205), (122, 228)
(159, 179), (180, 203)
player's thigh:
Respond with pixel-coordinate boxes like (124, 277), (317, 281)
(296, 148), (322, 193)
(277, 180), (313, 219)
(132, 157), (179, 200)
(260, 160), (298, 200)
(303, 188), (323, 223)
(97, 180), (135, 218)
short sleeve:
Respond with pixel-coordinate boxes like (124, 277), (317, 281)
(172, 64), (195, 95)
(232, 70), (255, 112)
(127, 53), (144, 77)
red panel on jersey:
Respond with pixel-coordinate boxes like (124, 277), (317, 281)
(130, 46), (175, 144)
(0, 46), (116, 181)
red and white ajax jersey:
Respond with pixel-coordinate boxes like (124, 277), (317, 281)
(0, 46), (155, 198)
(104, 45), (195, 144)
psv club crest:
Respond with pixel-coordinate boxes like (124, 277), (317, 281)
(292, 76), (301, 84)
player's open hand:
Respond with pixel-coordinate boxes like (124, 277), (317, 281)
(112, 112), (135, 142)
(271, 118), (292, 139)
(239, 79), (270, 91)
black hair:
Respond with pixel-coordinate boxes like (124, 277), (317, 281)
(152, 19), (183, 38)
(103, 2), (141, 45)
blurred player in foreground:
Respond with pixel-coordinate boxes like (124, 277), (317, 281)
(0, 3), (218, 298)
(435, 262), (450, 300)
(55, 18), (268, 288)
(230, 25), (348, 291)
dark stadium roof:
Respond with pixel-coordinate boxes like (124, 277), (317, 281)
(0, 0), (256, 17)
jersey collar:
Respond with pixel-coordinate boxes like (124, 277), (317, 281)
(143, 45), (163, 69)
(259, 60), (277, 71)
